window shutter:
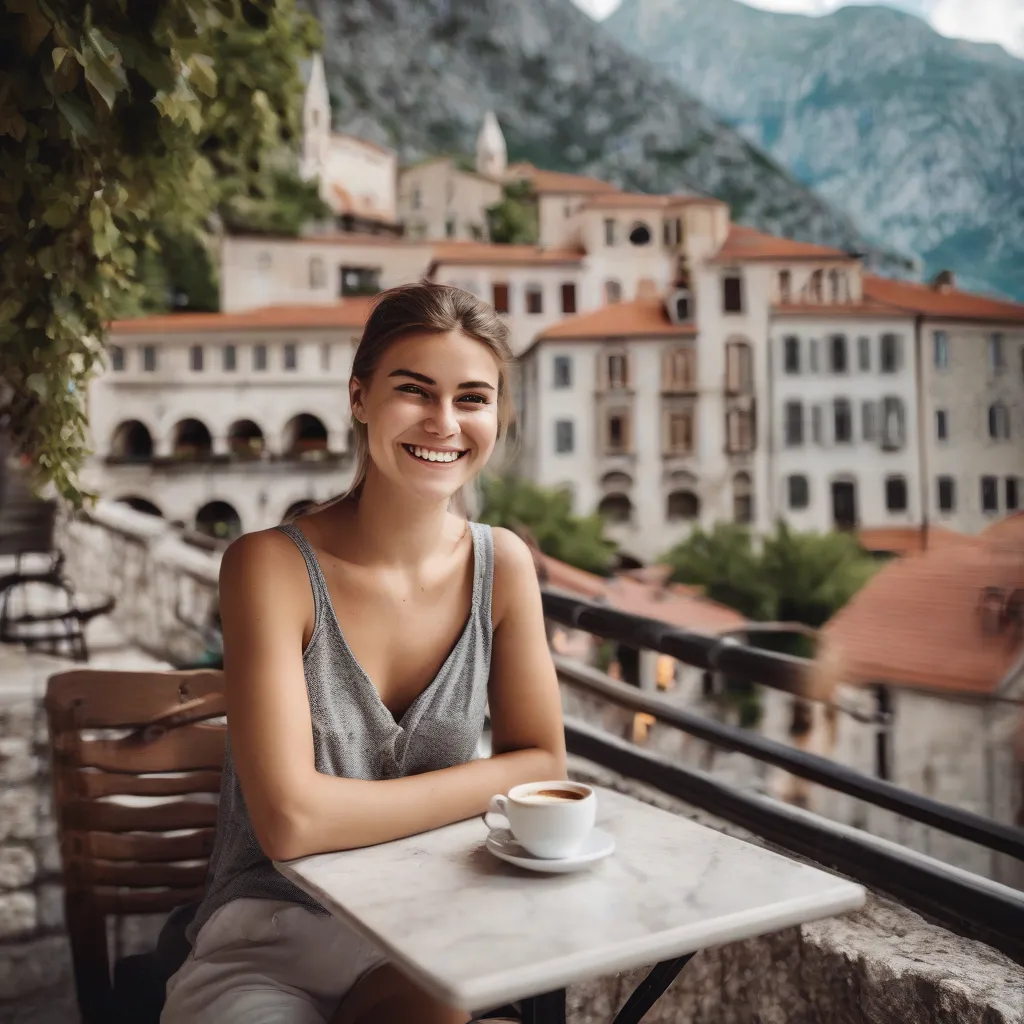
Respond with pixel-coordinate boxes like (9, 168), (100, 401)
(861, 400), (877, 442)
(811, 404), (825, 446)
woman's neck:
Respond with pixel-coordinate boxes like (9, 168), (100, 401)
(340, 466), (461, 568)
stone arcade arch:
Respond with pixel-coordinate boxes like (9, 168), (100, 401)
(109, 420), (154, 461)
(171, 419), (213, 460)
(283, 414), (329, 460)
(195, 501), (242, 541)
(227, 419), (265, 459)
(597, 492), (633, 524)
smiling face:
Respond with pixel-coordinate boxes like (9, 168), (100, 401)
(350, 329), (503, 504)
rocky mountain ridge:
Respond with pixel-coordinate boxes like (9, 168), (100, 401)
(308, 0), (907, 269)
(606, 0), (1024, 299)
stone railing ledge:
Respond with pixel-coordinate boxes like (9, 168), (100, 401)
(85, 498), (169, 542)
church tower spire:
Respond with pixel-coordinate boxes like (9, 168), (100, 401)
(475, 111), (507, 180)
(301, 53), (331, 185)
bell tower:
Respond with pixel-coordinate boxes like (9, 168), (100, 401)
(475, 111), (507, 180)
(301, 53), (332, 185)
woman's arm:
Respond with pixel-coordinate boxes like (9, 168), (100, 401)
(220, 527), (564, 862)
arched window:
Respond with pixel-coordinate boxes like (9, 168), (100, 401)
(666, 490), (700, 521)
(171, 418), (212, 460)
(283, 413), (329, 459)
(309, 257), (326, 289)
(733, 472), (753, 524)
(109, 420), (153, 461)
(195, 501), (242, 541)
(988, 403), (1010, 440)
(628, 222), (651, 246)
(597, 493), (633, 524)
(227, 419), (265, 460)
(604, 279), (622, 304)
(600, 471), (633, 492)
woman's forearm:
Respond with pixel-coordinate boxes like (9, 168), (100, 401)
(265, 745), (565, 861)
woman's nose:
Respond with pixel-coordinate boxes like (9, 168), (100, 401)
(426, 401), (459, 437)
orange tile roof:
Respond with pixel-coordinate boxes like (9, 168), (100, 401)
(329, 185), (397, 225)
(535, 552), (745, 635)
(711, 225), (853, 263)
(507, 162), (619, 195)
(863, 275), (1024, 324)
(429, 242), (585, 267)
(581, 192), (724, 210)
(857, 525), (975, 557)
(535, 298), (696, 343)
(110, 298), (375, 334)
(824, 521), (1024, 695)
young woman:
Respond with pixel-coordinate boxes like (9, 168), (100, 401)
(161, 283), (566, 1024)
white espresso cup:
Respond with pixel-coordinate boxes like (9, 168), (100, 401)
(483, 781), (596, 859)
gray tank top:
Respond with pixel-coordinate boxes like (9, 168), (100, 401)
(187, 520), (494, 944)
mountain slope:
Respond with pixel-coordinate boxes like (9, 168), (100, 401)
(606, 0), (1024, 299)
(308, 0), (902, 265)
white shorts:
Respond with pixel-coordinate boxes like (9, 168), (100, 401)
(160, 898), (388, 1024)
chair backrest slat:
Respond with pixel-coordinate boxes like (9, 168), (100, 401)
(45, 668), (227, 1024)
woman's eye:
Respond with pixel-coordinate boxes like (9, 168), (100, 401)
(396, 384), (428, 396)
(458, 393), (489, 405)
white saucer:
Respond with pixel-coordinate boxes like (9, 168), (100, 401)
(484, 828), (615, 873)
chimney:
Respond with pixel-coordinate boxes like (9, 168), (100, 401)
(931, 269), (956, 293)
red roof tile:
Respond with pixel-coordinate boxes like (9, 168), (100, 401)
(711, 225), (852, 263)
(535, 298), (695, 343)
(110, 299), (375, 334)
(581, 192), (724, 210)
(824, 520), (1024, 695)
(506, 162), (619, 195)
(863, 275), (1024, 324)
(857, 525), (975, 557)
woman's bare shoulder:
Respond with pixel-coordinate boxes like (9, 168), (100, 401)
(219, 526), (308, 594)
(488, 527), (541, 624)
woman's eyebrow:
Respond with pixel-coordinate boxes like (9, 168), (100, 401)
(388, 368), (495, 391)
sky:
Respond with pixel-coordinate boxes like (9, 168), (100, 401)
(569, 0), (1024, 58)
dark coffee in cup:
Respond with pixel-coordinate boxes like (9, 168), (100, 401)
(532, 788), (585, 802)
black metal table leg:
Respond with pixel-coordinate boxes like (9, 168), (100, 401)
(520, 989), (566, 1024)
(611, 954), (695, 1024)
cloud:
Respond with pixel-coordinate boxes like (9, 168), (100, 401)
(570, 0), (1024, 57)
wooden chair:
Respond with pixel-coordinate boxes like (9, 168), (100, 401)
(45, 668), (226, 1024)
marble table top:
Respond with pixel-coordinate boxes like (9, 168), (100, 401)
(275, 786), (865, 1010)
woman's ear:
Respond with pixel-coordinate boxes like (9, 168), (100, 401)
(349, 377), (366, 423)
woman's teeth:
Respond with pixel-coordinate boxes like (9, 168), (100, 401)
(405, 445), (465, 463)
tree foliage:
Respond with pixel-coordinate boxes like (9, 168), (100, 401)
(478, 476), (618, 576)
(485, 180), (538, 245)
(662, 520), (879, 648)
(0, 0), (320, 503)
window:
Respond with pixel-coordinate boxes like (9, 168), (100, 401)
(833, 399), (852, 444)
(282, 343), (298, 371)
(862, 400), (877, 441)
(605, 412), (629, 453)
(809, 339), (819, 373)
(320, 343), (331, 372)
(811, 405), (823, 445)
(829, 334), (848, 374)
(143, 345), (157, 372)
(190, 345), (204, 372)
(526, 284), (543, 315)
(725, 340), (752, 393)
(674, 293), (690, 321)
(628, 222), (651, 246)
(726, 408), (753, 453)
(445, 218), (456, 239)
(604, 280), (622, 304)
(933, 330), (948, 370)
(666, 490), (699, 521)
(110, 345), (125, 371)
(674, 218), (683, 245)
(253, 344), (267, 371)
(937, 476), (956, 512)
(935, 409), (948, 441)
(665, 409), (694, 456)
(982, 476), (998, 513)
(788, 474), (809, 510)
(1007, 477), (1020, 511)
(604, 218), (616, 246)
(664, 347), (694, 391)
(885, 475), (908, 512)
(989, 333), (1005, 373)
(222, 344), (236, 372)
(492, 282), (510, 314)
(553, 356), (572, 389)
(662, 220), (673, 246)
(881, 396), (906, 450)
(809, 270), (823, 302)
(309, 257), (326, 289)
(561, 282), (577, 314)
(555, 419), (574, 454)
(733, 472), (753, 524)
(880, 334), (901, 373)
(783, 336), (800, 374)
(829, 269), (845, 303)
(340, 266), (380, 297)
(606, 353), (628, 389)
(784, 401), (804, 447)
(778, 270), (791, 304)
(722, 273), (744, 314)
(598, 494), (632, 524)
(988, 402), (1010, 440)
(858, 336), (870, 372)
